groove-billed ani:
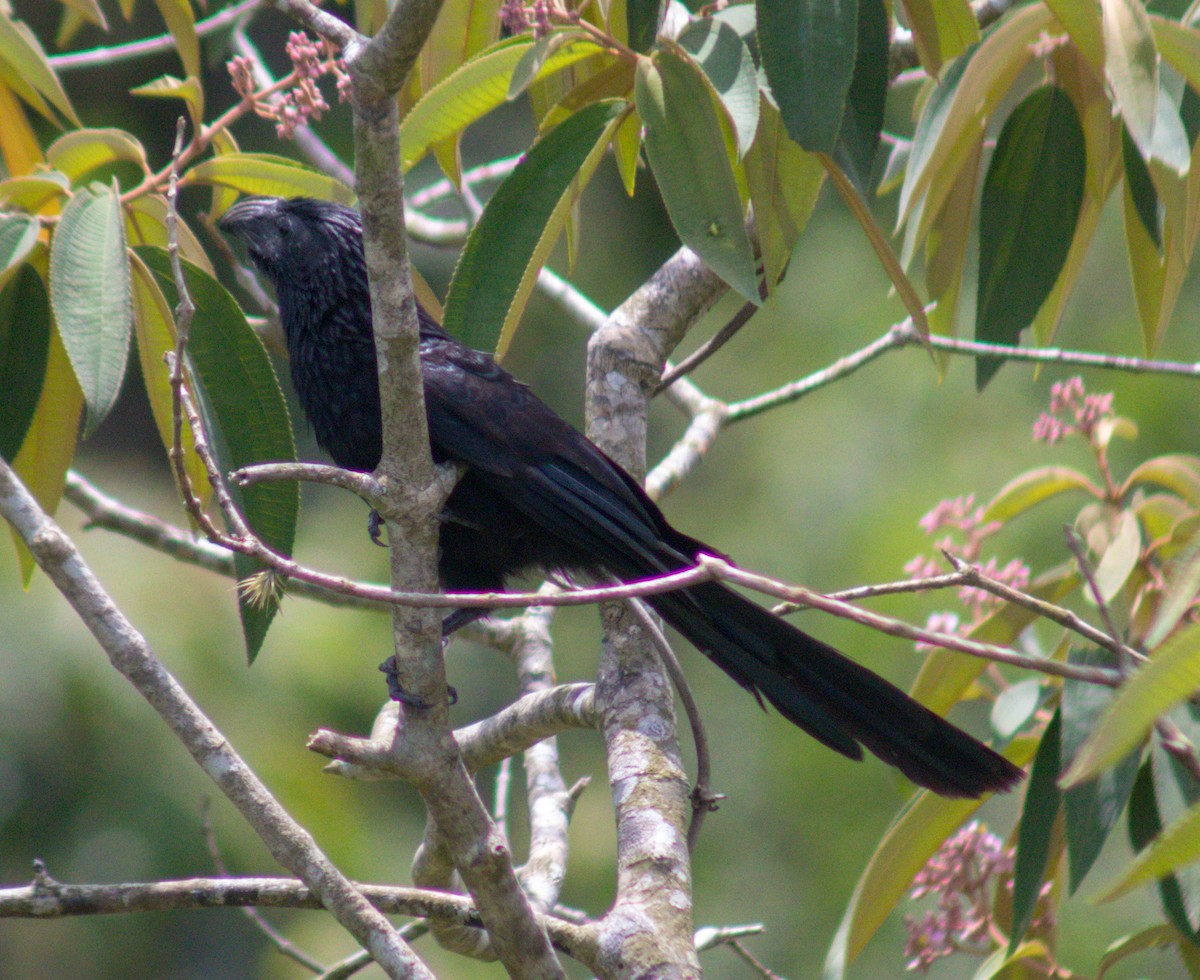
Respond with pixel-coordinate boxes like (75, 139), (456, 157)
(219, 196), (1022, 798)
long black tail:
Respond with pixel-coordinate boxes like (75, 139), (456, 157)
(646, 580), (1023, 798)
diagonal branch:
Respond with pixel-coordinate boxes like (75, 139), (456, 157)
(0, 459), (432, 979)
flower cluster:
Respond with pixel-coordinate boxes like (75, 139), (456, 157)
(1033, 376), (1114, 445)
(905, 492), (1028, 636)
(500, 0), (556, 38)
(226, 33), (350, 141)
(904, 822), (1013, 972)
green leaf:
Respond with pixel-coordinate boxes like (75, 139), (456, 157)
(124, 193), (214, 275)
(898, 4), (1053, 231)
(676, 19), (760, 159)
(1097, 924), (1194, 979)
(756, 0), (857, 153)
(835, 0), (888, 191)
(136, 247), (297, 663)
(8, 321), (83, 585)
(1091, 508), (1142, 602)
(131, 74), (204, 130)
(1044, 0), (1104, 70)
(612, 107), (642, 196)
(1146, 526), (1200, 649)
(0, 212), (39, 276)
(0, 264), (50, 461)
(1033, 44), (1123, 348)
(973, 940), (1050, 980)
(1063, 649), (1140, 893)
(49, 184), (132, 439)
(1062, 622), (1200, 787)
(127, 250), (208, 512)
(0, 172), (70, 213)
(975, 86), (1085, 389)
(983, 466), (1099, 524)
(744, 98), (824, 290)
(1009, 709), (1061, 955)
(399, 36), (603, 172)
(1124, 123), (1162, 248)
(636, 52), (759, 302)
(1152, 15), (1200, 97)
(1109, 755), (1200, 914)
(896, 0), (979, 76)
(1103, 0), (1159, 165)
(419, 0), (501, 93)
(625, 0), (662, 53)
(991, 678), (1042, 742)
(823, 738), (1039, 974)
(1149, 729), (1200, 938)
(0, 10), (79, 126)
(444, 100), (627, 357)
(46, 128), (147, 183)
(509, 31), (590, 100)
(183, 153), (354, 214)
(923, 135), (980, 341)
(151, 0), (198, 79)
(1124, 454), (1200, 507)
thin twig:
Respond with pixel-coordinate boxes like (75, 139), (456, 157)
(1062, 526), (1141, 674)
(49, 0), (264, 71)
(701, 557), (1123, 686)
(656, 298), (759, 392)
(200, 801), (326, 974)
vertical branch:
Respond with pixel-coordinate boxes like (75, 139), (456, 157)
(584, 244), (726, 975)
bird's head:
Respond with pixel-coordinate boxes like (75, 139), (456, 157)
(218, 196), (363, 286)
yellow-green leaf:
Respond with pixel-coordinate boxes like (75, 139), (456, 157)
(1045, 0), (1105, 70)
(419, 0), (501, 93)
(400, 36), (604, 172)
(8, 318), (83, 585)
(1124, 453), (1200, 506)
(0, 10), (79, 126)
(1062, 622), (1200, 787)
(183, 153), (354, 215)
(0, 80), (44, 176)
(127, 249), (209, 512)
(612, 106), (642, 197)
(824, 738), (1038, 973)
(0, 172), (70, 212)
(1102, 0), (1158, 162)
(131, 74), (204, 130)
(896, 0), (979, 77)
(123, 194), (214, 276)
(744, 97), (823, 291)
(899, 3), (1052, 232)
(152, 0), (198, 79)
(1101, 793), (1200, 903)
(983, 466), (1100, 524)
(46, 128), (147, 183)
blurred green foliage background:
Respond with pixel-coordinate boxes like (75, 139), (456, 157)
(5, 2), (1200, 978)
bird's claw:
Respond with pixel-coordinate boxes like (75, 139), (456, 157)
(367, 509), (387, 547)
(378, 657), (457, 708)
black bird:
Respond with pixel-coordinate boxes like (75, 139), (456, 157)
(219, 196), (1022, 798)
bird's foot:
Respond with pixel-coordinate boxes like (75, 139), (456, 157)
(367, 509), (387, 547)
(378, 656), (458, 707)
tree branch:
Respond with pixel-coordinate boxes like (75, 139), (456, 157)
(0, 459), (432, 979)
